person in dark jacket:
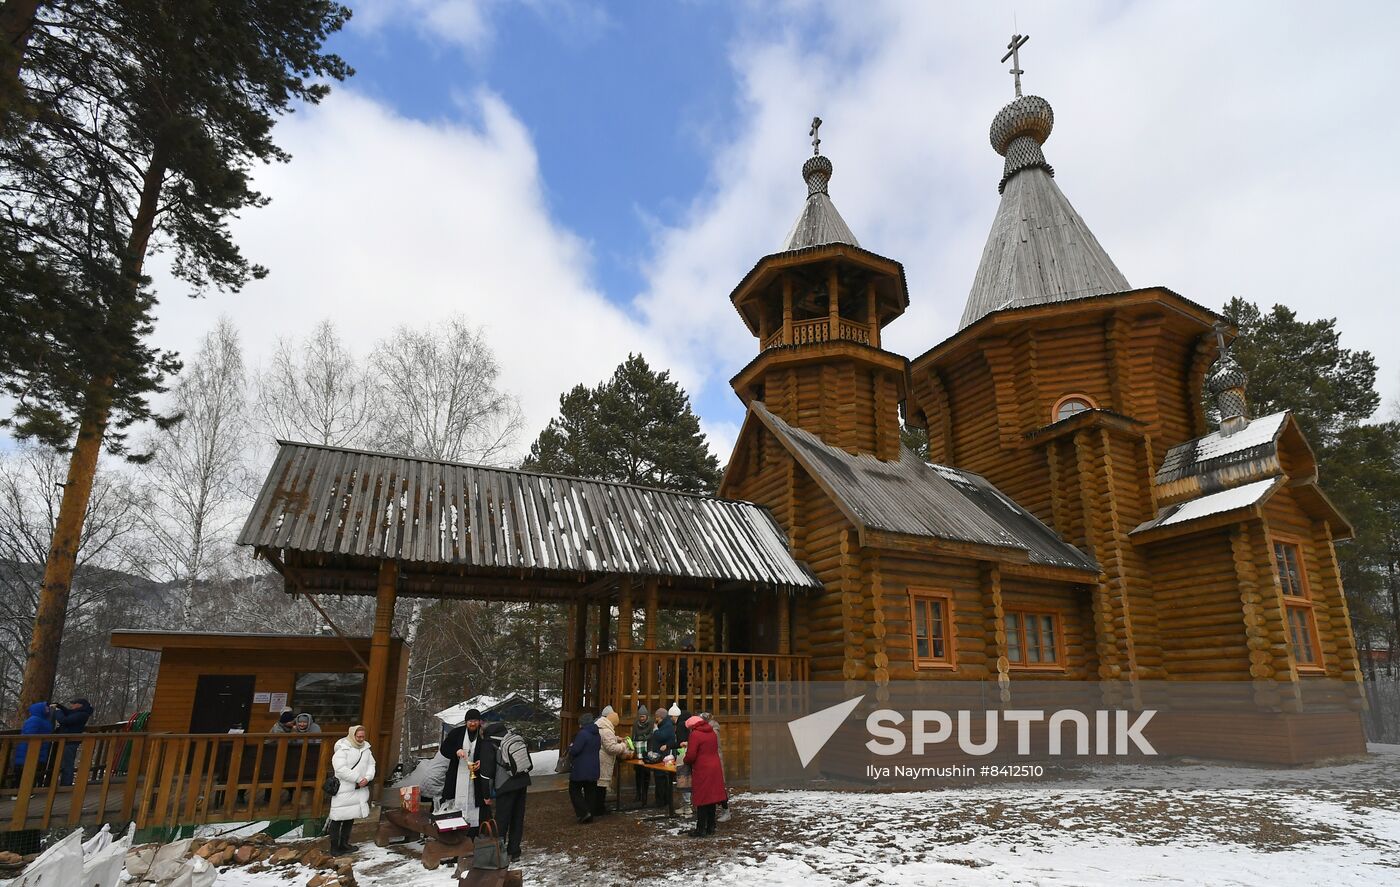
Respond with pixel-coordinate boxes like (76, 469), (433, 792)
(11, 702), (52, 787)
(647, 708), (676, 808)
(682, 715), (725, 837)
(439, 709), (497, 831)
(483, 721), (531, 862)
(53, 698), (93, 786)
(567, 713), (601, 823)
(629, 705), (652, 806)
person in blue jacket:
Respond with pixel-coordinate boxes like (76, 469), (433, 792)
(647, 708), (677, 809)
(11, 702), (52, 786)
(53, 698), (93, 786)
(567, 713), (601, 823)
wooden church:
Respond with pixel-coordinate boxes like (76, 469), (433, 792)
(719, 46), (1365, 761)
(237, 38), (1365, 780)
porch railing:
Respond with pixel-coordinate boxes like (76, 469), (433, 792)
(597, 650), (810, 720)
(0, 732), (333, 832)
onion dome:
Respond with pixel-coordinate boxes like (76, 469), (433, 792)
(990, 94), (1055, 193)
(782, 145), (858, 251)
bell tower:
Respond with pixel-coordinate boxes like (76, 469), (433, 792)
(728, 120), (911, 461)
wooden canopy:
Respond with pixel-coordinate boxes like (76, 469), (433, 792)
(238, 440), (821, 606)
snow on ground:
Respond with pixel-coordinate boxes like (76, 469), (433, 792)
(28, 744), (1395, 886)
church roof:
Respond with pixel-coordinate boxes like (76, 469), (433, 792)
(781, 153), (860, 252)
(958, 94), (1130, 330)
(748, 403), (1098, 573)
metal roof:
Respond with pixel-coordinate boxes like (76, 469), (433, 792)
(750, 404), (1098, 572)
(1131, 477), (1282, 535)
(959, 165), (1130, 330)
(1155, 412), (1290, 486)
(238, 441), (821, 590)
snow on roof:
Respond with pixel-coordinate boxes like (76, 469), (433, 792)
(1155, 412), (1289, 484)
(435, 691), (560, 726)
(1132, 477), (1281, 535)
(435, 694), (507, 725)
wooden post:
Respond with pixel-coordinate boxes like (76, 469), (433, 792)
(644, 578), (659, 650)
(778, 590), (791, 655)
(618, 577), (634, 650)
(782, 276), (794, 345)
(362, 560), (398, 754)
(758, 301), (770, 345)
(573, 600), (589, 659)
(597, 598), (610, 655)
(828, 267), (840, 339)
(866, 281), (879, 348)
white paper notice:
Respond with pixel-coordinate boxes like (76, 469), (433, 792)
(268, 692), (288, 712)
(253, 692), (271, 704)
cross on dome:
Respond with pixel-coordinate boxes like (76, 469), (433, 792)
(1002, 33), (1029, 97)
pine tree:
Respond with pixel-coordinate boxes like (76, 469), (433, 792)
(0, 0), (351, 714)
(521, 354), (723, 494)
(1222, 298), (1396, 675)
(1221, 298), (1381, 453)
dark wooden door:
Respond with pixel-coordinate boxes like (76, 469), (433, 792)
(189, 674), (256, 733)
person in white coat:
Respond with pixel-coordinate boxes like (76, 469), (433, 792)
(327, 725), (376, 854)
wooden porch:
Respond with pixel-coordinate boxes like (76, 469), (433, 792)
(0, 732), (331, 833)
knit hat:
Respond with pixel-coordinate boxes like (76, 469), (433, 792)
(580, 712), (596, 726)
(278, 710), (295, 725)
(600, 704), (616, 719)
(636, 704), (649, 722)
(668, 703), (681, 717)
(463, 708), (483, 722)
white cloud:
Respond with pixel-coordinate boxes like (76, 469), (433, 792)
(351, 0), (610, 57)
(634, 0), (1400, 417)
(352, 0), (497, 54)
(151, 88), (676, 459)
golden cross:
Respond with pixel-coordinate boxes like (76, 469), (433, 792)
(1001, 33), (1029, 97)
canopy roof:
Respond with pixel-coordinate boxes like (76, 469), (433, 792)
(238, 441), (821, 601)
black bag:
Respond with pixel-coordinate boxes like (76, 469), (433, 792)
(324, 749), (365, 797)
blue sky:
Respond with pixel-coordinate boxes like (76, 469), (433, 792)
(133, 0), (1400, 465)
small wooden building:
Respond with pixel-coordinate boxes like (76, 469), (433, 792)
(110, 631), (409, 763)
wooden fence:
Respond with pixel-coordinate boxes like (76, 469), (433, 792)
(0, 732), (332, 832)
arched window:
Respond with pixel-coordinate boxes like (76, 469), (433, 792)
(1052, 394), (1096, 422)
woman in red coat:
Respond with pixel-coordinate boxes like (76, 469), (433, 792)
(682, 715), (726, 836)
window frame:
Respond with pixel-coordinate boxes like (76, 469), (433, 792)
(908, 589), (957, 670)
(1003, 607), (1067, 671)
(1051, 393), (1098, 423)
(1272, 536), (1324, 673)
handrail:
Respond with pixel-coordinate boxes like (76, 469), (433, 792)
(0, 731), (340, 832)
(761, 316), (872, 350)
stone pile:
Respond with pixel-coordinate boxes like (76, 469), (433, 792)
(184, 834), (357, 887)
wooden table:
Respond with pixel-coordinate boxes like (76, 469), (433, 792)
(618, 758), (678, 818)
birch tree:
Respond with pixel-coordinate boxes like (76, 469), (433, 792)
(137, 318), (251, 623)
(369, 315), (523, 465)
(255, 319), (379, 448)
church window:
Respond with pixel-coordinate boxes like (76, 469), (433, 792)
(1052, 394), (1096, 422)
(1005, 609), (1062, 668)
(910, 590), (955, 668)
(1274, 539), (1323, 671)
